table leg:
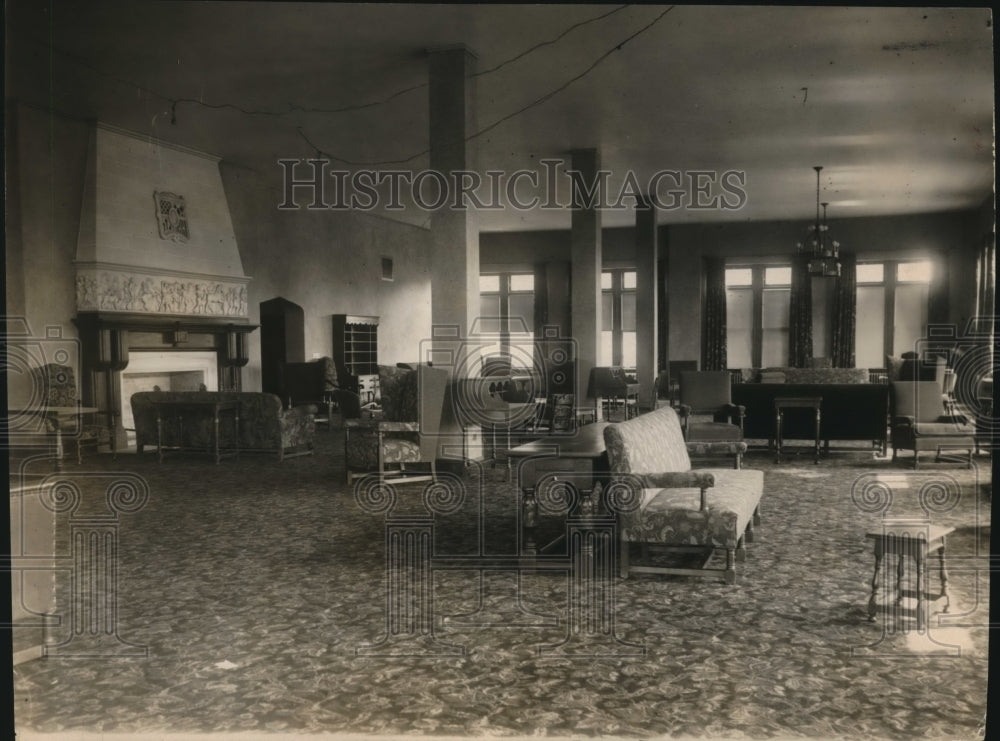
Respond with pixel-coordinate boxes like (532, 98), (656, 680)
(49, 415), (64, 470)
(156, 411), (164, 463)
(938, 542), (950, 614)
(522, 486), (538, 556)
(774, 409), (783, 463)
(814, 408), (821, 464)
(234, 407), (240, 460)
(213, 407), (221, 464)
(868, 541), (882, 621)
(895, 553), (904, 604)
(915, 550), (925, 631)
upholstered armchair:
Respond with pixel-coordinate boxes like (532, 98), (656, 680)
(280, 356), (338, 426)
(891, 380), (976, 469)
(337, 364), (448, 484)
(30, 363), (111, 463)
(531, 393), (576, 432)
(678, 371), (744, 437)
(650, 370), (671, 411)
(588, 366), (639, 421)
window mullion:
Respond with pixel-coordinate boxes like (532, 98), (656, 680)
(751, 267), (764, 368)
(884, 261), (896, 358)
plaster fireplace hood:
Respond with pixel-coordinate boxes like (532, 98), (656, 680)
(72, 123), (256, 447)
(75, 122), (250, 319)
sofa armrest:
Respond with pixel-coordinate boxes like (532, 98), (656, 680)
(377, 421), (420, 433)
(278, 403), (316, 449)
(640, 471), (715, 510)
(283, 403), (317, 417)
(641, 471), (715, 489)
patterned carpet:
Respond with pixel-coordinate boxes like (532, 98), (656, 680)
(10, 426), (993, 740)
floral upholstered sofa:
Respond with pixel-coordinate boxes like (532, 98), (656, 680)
(603, 406), (764, 584)
(131, 391), (316, 461)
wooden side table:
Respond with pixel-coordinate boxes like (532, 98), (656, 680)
(866, 522), (953, 630)
(774, 396), (822, 463)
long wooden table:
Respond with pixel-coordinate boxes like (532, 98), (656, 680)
(152, 398), (240, 464)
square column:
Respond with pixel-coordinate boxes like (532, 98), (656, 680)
(635, 196), (659, 408)
(428, 46), (479, 338)
(570, 149), (603, 410)
(427, 46), (479, 467)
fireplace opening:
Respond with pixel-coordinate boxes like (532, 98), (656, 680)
(119, 351), (218, 447)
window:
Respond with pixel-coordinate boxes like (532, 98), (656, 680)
(725, 264), (791, 368)
(854, 260), (933, 366)
(601, 269), (637, 370)
(479, 272), (535, 370)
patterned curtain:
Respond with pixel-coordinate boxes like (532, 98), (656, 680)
(788, 255), (813, 367)
(830, 252), (857, 368)
(701, 257), (727, 370)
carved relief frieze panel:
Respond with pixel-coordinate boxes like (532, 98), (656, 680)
(76, 267), (248, 318)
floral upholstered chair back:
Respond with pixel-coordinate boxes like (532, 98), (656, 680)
(604, 406), (693, 476)
(32, 363), (80, 407)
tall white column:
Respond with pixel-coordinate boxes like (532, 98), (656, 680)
(570, 149), (603, 409)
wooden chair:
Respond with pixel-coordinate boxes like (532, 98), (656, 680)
(891, 380), (976, 468)
(678, 370), (745, 468)
(31, 363), (110, 463)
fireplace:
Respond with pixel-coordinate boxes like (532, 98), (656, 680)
(71, 123), (257, 450)
(119, 351), (219, 446)
(73, 313), (255, 451)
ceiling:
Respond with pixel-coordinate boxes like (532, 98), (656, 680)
(6, 2), (995, 231)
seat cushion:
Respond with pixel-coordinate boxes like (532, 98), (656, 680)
(381, 437), (422, 464)
(911, 421), (976, 436)
(620, 469), (764, 548)
(687, 421), (743, 441)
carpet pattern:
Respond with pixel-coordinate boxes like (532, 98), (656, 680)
(10, 429), (992, 739)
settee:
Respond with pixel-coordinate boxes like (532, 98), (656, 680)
(731, 368), (890, 453)
(604, 406), (764, 584)
(131, 391), (316, 461)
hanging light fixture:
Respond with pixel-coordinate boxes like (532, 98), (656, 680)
(797, 165), (841, 277)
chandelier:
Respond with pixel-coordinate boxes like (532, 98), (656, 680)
(797, 166), (841, 277)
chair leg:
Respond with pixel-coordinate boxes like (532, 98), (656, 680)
(744, 520), (755, 544)
(736, 535), (747, 562)
(753, 505), (761, 526)
(724, 549), (737, 584)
